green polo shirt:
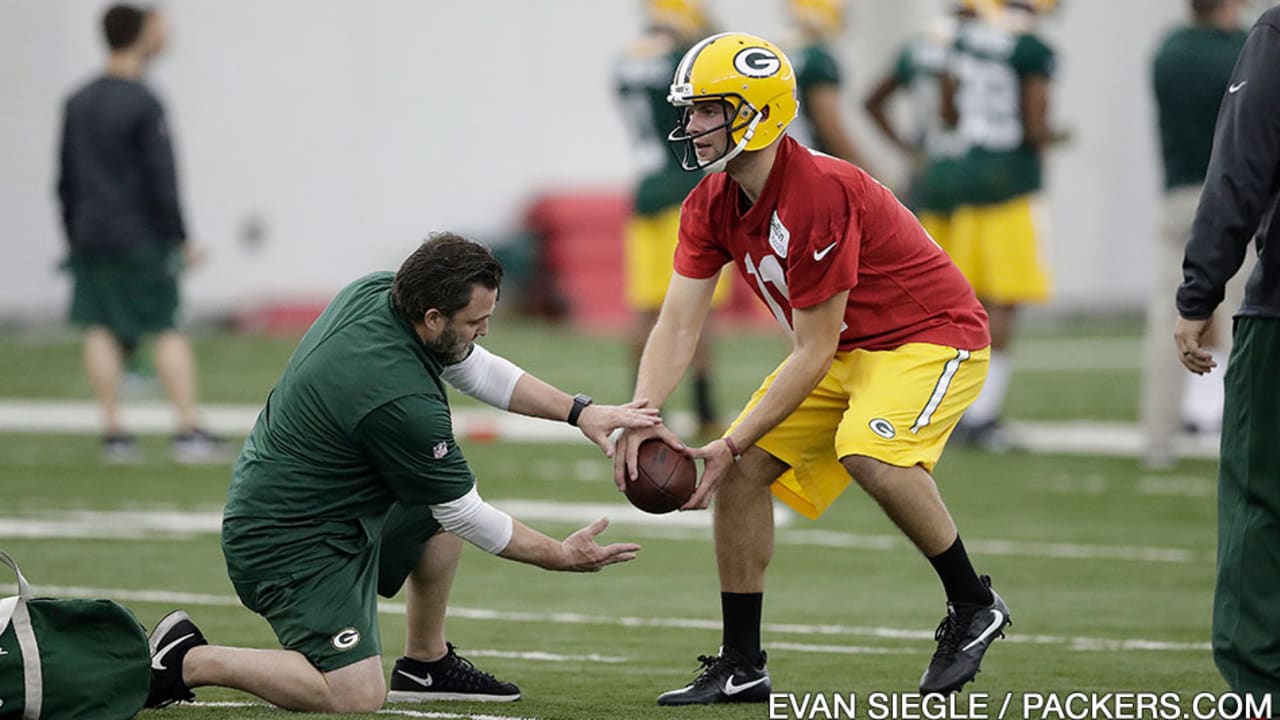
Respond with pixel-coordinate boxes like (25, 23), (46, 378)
(222, 272), (474, 581)
(1153, 24), (1248, 190)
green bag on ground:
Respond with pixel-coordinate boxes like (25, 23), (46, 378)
(0, 551), (151, 719)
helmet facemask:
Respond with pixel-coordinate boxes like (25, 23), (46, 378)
(667, 94), (763, 174)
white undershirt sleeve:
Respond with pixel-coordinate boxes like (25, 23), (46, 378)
(428, 486), (514, 554)
(441, 344), (524, 410)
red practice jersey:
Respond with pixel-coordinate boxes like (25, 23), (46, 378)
(675, 137), (990, 352)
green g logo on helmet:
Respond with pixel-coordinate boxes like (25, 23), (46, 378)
(667, 32), (799, 173)
(733, 47), (781, 78)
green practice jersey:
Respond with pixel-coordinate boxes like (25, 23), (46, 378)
(951, 20), (1056, 206)
(616, 37), (702, 215)
(1153, 25), (1248, 190)
(892, 29), (970, 213)
(791, 41), (843, 155)
(222, 272), (474, 580)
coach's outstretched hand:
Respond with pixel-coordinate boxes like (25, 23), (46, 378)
(578, 399), (661, 457)
(558, 517), (640, 572)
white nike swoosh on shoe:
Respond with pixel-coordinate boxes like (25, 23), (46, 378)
(1229, 81), (1247, 94)
(961, 609), (1006, 652)
(151, 633), (194, 671)
(396, 669), (433, 688)
(723, 675), (768, 695)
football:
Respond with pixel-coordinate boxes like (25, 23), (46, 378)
(625, 439), (697, 514)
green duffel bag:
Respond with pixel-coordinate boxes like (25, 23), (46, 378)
(0, 551), (151, 719)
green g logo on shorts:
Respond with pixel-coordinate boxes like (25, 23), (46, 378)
(330, 627), (361, 651)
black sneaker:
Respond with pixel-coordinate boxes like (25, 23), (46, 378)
(919, 576), (1011, 695)
(145, 610), (208, 708)
(102, 433), (139, 464)
(172, 428), (229, 464)
(387, 643), (521, 703)
(955, 420), (1016, 454)
(657, 646), (771, 706)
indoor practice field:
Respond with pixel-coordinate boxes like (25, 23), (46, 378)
(0, 320), (1229, 720)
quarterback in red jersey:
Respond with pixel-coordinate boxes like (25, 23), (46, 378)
(612, 31), (1009, 703)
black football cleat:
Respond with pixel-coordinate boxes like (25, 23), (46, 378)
(145, 610), (208, 708)
(387, 643), (521, 703)
(919, 575), (1012, 695)
(657, 646), (771, 705)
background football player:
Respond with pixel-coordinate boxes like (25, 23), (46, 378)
(615, 0), (730, 440)
(931, 0), (1060, 451)
(782, 0), (872, 169)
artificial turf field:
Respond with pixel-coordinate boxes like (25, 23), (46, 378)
(0, 321), (1236, 719)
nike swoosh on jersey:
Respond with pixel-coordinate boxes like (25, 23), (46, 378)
(961, 609), (1007, 652)
(723, 675), (768, 695)
(151, 633), (194, 671)
(396, 669), (434, 688)
(813, 242), (839, 261)
(1229, 81), (1248, 94)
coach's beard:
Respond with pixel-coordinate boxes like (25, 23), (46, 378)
(426, 325), (471, 365)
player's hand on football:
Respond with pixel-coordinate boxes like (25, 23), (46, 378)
(1175, 316), (1216, 375)
(577, 399), (661, 458)
(613, 424), (687, 491)
(682, 438), (735, 510)
(558, 517), (640, 572)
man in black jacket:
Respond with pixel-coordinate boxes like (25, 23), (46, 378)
(58, 4), (221, 464)
(1176, 4), (1280, 708)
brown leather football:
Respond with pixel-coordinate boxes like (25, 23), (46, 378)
(625, 439), (696, 514)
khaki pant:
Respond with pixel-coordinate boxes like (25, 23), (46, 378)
(1140, 185), (1254, 467)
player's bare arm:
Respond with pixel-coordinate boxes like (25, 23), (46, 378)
(1020, 74), (1052, 149)
(498, 517), (640, 572)
(612, 272), (717, 489)
(864, 72), (915, 155)
(682, 289), (847, 510)
(806, 83), (870, 169)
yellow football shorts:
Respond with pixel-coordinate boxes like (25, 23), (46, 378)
(625, 206), (731, 310)
(727, 343), (990, 520)
(920, 195), (1051, 305)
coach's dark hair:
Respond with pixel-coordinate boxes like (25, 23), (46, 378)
(102, 4), (151, 50)
(393, 232), (503, 323)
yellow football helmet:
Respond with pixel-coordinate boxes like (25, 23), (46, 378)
(961, 0), (1059, 15)
(667, 32), (798, 172)
(789, 0), (844, 35)
(645, 0), (708, 37)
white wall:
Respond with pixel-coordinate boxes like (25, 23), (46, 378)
(0, 0), (1253, 319)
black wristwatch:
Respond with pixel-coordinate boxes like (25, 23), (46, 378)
(567, 393), (593, 426)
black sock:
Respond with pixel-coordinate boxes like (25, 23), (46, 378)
(693, 374), (716, 425)
(721, 592), (763, 664)
(927, 536), (992, 606)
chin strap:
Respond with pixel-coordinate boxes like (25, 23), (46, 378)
(703, 112), (762, 174)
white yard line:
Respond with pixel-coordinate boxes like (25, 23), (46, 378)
(0, 582), (1211, 653)
(0, 502), (793, 538)
(189, 702), (540, 720)
(0, 507), (1207, 564)
(0, 399), (1220, 461)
